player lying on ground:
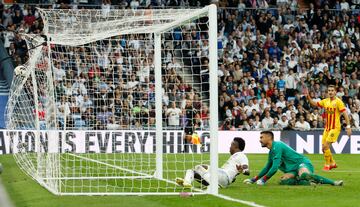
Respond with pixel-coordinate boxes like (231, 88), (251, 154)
(306, 84), (352, 171)
(176, 137), (249, 188)
(244, 131), (343, 186)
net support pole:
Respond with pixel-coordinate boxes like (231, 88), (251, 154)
(154, 32), (163, 179)
(208, 4), (219, 196)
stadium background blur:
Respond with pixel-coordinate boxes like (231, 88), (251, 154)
(0, 0), (359, 132)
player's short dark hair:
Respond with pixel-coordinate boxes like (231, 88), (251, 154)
(327, 79), (337, 88)
(260, 131), (274, 140)
(233, 137), (245, 151)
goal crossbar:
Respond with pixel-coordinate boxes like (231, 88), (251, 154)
(38, 6), (212, 46)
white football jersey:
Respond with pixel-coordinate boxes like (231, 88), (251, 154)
(221, 152), (249, 182)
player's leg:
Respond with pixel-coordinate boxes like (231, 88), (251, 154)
(217, 169), (230, 188)
(176, 169), (194, 188)
(176, 165), (208, 188)
(327, 130), (341, 169)
(193, 164), (210, 186)
(322, 142), (332, 171)
(180, 166), (235, 188)
(183, 134), (192, 153)
(183, 125), (193, 153)
(184, 169), (195, 184)
(295, 165), (313, 185)
(322, 130), (331, 170)
(176, 164), (208, 188)
(279, 173), (298, 185)
(298, 163), (343, 186)
(195, 168), (230, 188)
(201, 164), (209, 170)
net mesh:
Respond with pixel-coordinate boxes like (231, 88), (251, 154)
(6, 7), (213, 195)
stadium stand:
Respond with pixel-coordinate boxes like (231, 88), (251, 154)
(0, 0), (359, 131)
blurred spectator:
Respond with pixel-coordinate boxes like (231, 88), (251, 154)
(2, 0), (360, 131)
(351, 107), (359, 128)
(215, 0), (360, 130)
(101, 0), (111, 17)
(261, 110), (273, 129)
(270, 117), (282, 130)
(278, 113), (289, 129)
(295, 115), (311, 131)
(166, 102), (182, 127)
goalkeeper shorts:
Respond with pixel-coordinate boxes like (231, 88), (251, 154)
(287, 162), (314, 176)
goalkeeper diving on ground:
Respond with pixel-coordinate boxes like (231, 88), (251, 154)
(176, 137), (249, 188)
(244, 131), (343, 186)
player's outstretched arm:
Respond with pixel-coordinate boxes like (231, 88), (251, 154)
(257, 147), (284, 185)
(245, 159), (280, 186)
(306, 94), (318, 108)
(244, 157), (272, 185)
(258, 157), (281, 185)
(246, 148), (282, 185)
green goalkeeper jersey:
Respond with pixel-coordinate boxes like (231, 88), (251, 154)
(258, 141), (312, 180)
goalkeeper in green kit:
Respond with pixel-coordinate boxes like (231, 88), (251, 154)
(244, 131), (343, 186)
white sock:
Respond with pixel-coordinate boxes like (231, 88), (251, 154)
(184, 169), (194, 184)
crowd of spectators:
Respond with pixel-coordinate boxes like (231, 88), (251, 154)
(2, 0), (211, 130)
(217, 0), (360, 131)
(1, 0), (360, 131)
(48, 26), (211, 130)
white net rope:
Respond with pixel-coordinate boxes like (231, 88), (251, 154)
(6, 34), (59, 192)
(6, 8), (212, 195)
(39, 8), (208, 46)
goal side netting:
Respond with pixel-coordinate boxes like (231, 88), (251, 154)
(5, 5), (218, 195)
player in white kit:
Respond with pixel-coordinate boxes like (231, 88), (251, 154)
(176, 137), (249, 188)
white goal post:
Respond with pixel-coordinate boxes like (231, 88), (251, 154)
(5, 5), (218, 195)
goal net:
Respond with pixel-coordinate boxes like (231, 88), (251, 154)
(5, 5), (218, 195)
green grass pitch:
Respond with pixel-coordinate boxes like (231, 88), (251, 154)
(0, 154), (360, 207)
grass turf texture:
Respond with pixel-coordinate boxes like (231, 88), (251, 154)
(0, 154), (359, 207)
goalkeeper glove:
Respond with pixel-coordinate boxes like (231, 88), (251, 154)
(243, 176), (259, 184)
(256, 176), (268, 185)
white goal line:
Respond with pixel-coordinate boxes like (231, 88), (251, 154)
(0, 178), (15, 207)
(216, 194), (267, 207)
(43, 176), (153, 180)
(58, 192), (207, 196)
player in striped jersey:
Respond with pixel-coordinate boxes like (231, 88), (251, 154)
(307, 85), (352, 171)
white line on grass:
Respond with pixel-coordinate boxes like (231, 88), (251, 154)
(321, 170), (360, 173)
(0, 178), (15, 207)
(250, 169), (360, 173)
(216, 194), (267, 207)
(247, 160), (335, 163)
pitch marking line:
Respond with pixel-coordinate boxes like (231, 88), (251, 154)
(250, 169), (360, 173)
(0, 178), (15, 207)
(216, 194), (267, 207)
(320, 170), (360, 173)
